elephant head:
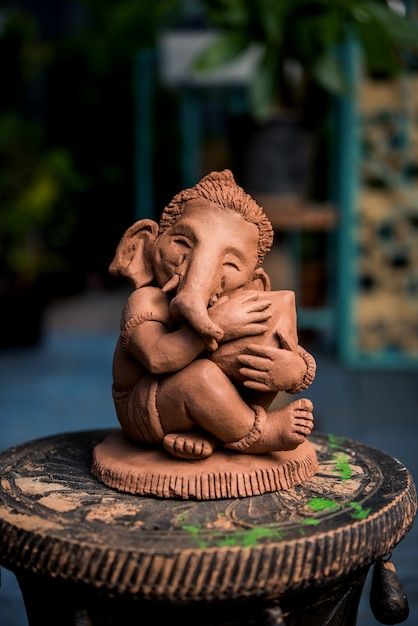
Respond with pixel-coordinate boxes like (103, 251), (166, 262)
(110, 171), (273, 349)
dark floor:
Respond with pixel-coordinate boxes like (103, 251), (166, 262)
(0, 290), (417, 625)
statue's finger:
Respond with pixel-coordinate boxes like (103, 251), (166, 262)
(243, 380), (270, 392)
(294, 408), (313, 418)
(245, 344), (277, 358)
(240, 293), (259, 303)
(249, 301), (271, 312)
(293, 420), (312, 432)
(249, 311), (272, 322)
(293, 425), (311, 436)
(237, 355), (271, 371)
(294, 417), (313, 428)
(239, 367), (268, 383)
(242, 324), (268, 336)
(204, 337), (219, 351)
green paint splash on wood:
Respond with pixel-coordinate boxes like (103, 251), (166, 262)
(181, 500), (371, 549)
(182, 524), (208, 548)
(175, 510), (190, 524)
(301, 517), (320, 526)
(307, 497), (340, 512)
(306, 498), (371, 520)
(333, 452), (352, 480)
(348, 502), (371, 520)
(328, 434), (345, 450)
(182, 524), (282, 548)
(217, 527), (283, 548)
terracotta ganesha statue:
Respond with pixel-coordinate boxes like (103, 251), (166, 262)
(108, 170), (316, 463)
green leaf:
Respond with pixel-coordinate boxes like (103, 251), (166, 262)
(256, 0), (286, 44)
(194, 32), (249, 72)
(289, 10), (342, 64)
(205, 0), (250, 29)
(356, 20), (399, 76)
(364, 1), (418, 48)
(313, 50), (347, 96)
(248, 50), (278, 120)
(17, 174), (58, 219)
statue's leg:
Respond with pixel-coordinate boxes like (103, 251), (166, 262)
(157, 359), (255, 445)
(157, 359), (314, 454)
(225, 398), (314, 454)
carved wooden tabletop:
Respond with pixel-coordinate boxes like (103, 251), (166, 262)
(0, 429), (415, 610)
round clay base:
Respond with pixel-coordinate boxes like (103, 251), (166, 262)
(92, 431), (318, 500)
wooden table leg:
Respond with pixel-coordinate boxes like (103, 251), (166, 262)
(16, 572), (90, 626)
(16, 567), (368, 626)
(276, 567), (369, 626)
(21, 572), (367, 626)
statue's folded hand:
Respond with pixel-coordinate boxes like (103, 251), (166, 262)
(237, 344), (307, 393)
(208, 293), (271, 343)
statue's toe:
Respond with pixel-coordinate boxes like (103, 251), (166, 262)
(163, 432), (216, 461)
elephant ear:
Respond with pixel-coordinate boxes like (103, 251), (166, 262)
(250, 268), (271, 291)
(109, 219), (159, 288)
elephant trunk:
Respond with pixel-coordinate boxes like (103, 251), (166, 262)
(169, 253), (224, 350)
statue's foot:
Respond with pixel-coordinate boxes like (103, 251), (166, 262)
(224, 399), (314, 455)
(163, 432), (217, 461)
(273, 398), (314, 450)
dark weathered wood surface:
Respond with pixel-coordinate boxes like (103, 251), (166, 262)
(0, 430), (416, 625)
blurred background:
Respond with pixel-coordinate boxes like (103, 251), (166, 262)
(1, 1), (418, 624)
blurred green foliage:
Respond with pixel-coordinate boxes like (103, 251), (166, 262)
(0, 9), (83, 284)
(72, 0), (178, 73)
(3, 0), (417, 291)
(196, 0), (418, 119)
(0, 1), (181, 288)
(0, 115), (84, 283)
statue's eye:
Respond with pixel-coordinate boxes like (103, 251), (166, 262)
(224, 261), (240, 271)
(172, 236), (192, 249)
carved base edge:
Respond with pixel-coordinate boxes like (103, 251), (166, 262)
(91, 435), (319, 500)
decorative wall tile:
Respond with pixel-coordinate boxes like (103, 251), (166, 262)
(354, 76), (418, 357)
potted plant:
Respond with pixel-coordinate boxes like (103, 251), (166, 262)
(195, 0), (418, 196)
(196, 0), (418, 118)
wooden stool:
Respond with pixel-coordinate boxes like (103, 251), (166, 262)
(0, 430), (415, 626)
